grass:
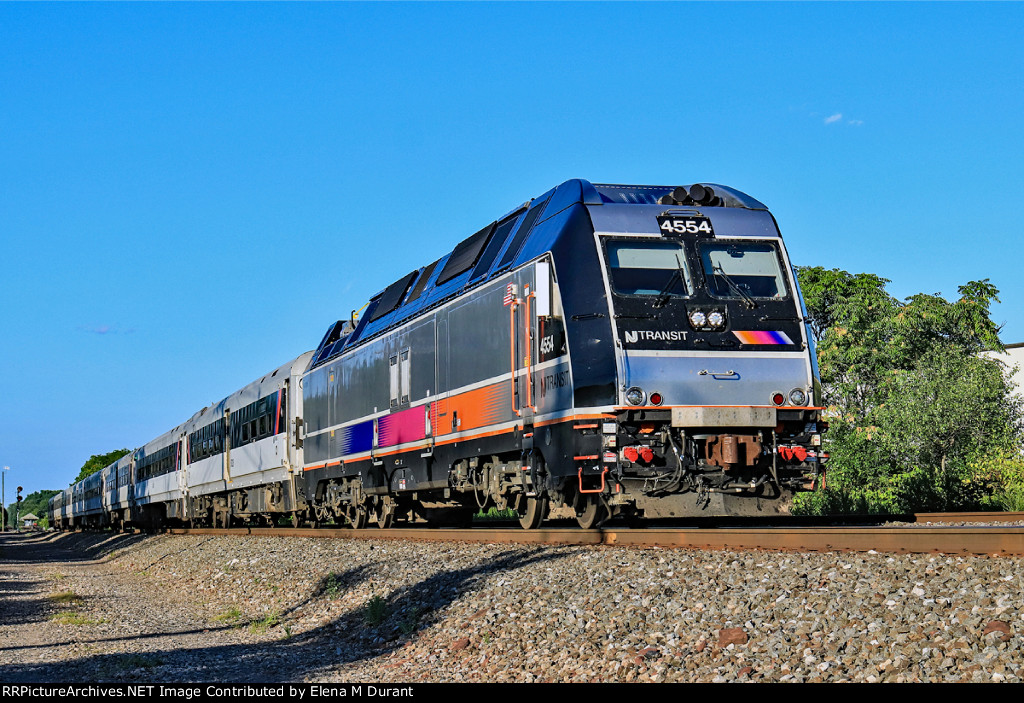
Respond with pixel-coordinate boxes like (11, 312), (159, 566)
(324, 572), (343, 598)
(365, 596), (388, 626)
(49, 611), (101, 626)
(249, 612), (280, 634)
(473, 507), (517, 522)
(47, 589), (99, 625)
(215, 606), (243, 625)
(48, 591), (83, 606)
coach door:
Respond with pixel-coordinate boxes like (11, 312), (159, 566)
(177, 435), (188, 497)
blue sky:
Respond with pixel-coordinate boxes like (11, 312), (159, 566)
(2, 2), (1023, 498)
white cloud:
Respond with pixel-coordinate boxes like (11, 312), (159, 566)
(848, 119), (864, 126)
(824, 113), (843, 125)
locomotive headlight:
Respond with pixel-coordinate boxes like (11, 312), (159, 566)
(707, 311), (726, 329)
(688, 311), (707, 328)
(625, 387), (646, 406)
(789, 388), (808, 406)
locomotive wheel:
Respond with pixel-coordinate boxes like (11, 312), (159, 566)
(576, 496), (608, 530)
(376, 509), (394, 529)
(347, 503), (369, 530)
(373, 497), (395, 529)
(517, 496), (548, 530)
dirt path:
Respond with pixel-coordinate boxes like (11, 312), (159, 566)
(0, 532), (289, 682)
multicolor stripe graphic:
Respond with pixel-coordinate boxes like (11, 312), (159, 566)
(733, 330), (794, 345)
(430, 382), (509, 434)
(377, 406), (428, 447)
(336, 422), (373, 455)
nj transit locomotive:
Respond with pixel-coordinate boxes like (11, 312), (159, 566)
(50, 179), (824, 531)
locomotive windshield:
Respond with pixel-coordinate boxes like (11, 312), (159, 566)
(606, 240), (693, 297)
(698, 241), (788, 300)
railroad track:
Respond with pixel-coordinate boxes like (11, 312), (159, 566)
(161, 511), (1024, 556)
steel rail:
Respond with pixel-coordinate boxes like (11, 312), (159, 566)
(165, 523), (1024, 555)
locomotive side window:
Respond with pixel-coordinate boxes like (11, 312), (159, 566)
(405, 259), (440, 305)
(605, 240), (693, 297)
(470, 211), (522, 281)
(699, 242), (788, 300)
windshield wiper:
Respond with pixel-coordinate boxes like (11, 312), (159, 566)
(712, 264), (757, 309)
(653, 271), (681, 308)
(654, 254), (689, 308)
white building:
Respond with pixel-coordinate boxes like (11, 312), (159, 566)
(982, 342), (1024, 403)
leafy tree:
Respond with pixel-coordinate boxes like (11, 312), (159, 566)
(72, 449), (131, 484)
(793, 267), (1022, 515)
(5, 489), (59, 529)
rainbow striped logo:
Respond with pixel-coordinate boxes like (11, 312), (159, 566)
(733, 330), (794, 345)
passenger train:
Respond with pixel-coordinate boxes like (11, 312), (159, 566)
(50, 179), (824, 531)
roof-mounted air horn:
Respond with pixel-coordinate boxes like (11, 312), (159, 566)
(658, 184), (723, 207)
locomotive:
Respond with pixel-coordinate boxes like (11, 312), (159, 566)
(50, 179), (824, 531)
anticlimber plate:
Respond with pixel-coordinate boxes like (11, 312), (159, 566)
(671, 406), (776, 428)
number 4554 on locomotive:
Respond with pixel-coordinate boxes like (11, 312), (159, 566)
(301, 179), (824, 529)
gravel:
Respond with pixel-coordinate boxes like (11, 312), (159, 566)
(1, 529), (1023, 682)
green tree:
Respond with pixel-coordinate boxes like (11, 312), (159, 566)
(793, 267), (1021, 515)
(73, 449), (131, 484)
(6, 489), (59, 529)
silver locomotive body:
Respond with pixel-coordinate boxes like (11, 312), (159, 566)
(299, 180), (823, 527)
